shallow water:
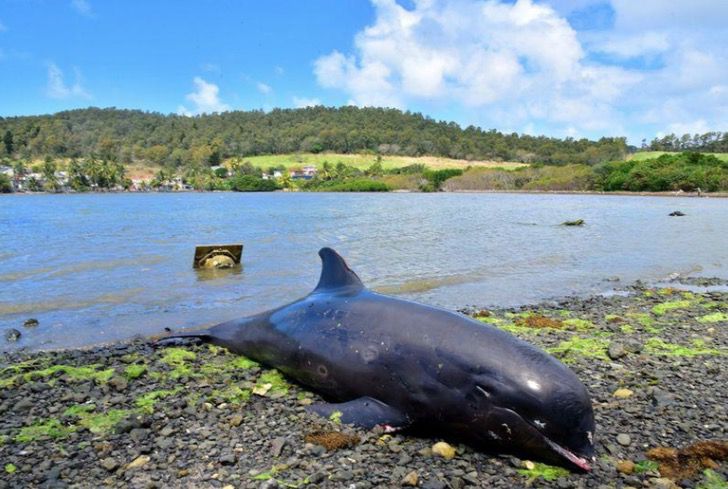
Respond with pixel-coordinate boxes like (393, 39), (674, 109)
(1, 192), (726, 351)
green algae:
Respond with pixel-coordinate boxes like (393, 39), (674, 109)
(160, 347), (196, 378)
(256, 370), (289, 396)
(634, 460), (660, 473)
(124, 364), (147, 380)
(697, 312), (728, 323)
(63, 404), (96, 417)
(329, 410), (343, 424)
(135, 388), (182, 414)
(4, 463), (16, 474)
(24, 364), (114, 384)
(15, 418), (76, 443)
(627, 312), (661, 333)
(78, 410), (131, 434)
(645, 338), (723, 357)
(517, 462), (569, 482)
(697, 469), (727, 489)
(652, 300), (693, 315)
(562, 318), (593, 330)
(210, 385), (251, 404)
(63, 404), (130, 434)
(620, 324), (636, 334)
(547, 336), (610, 363)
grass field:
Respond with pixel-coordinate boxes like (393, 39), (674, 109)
(235, 153), (528, 171)
(629, 151), (728, 162)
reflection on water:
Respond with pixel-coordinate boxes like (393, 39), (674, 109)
(1, 192), (727, 351)
(194, 266), (244, 282)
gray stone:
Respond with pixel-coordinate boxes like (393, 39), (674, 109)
(5, 328), (21, 342)
(608, 342), (628, 360)
(616, 433), (631, 446)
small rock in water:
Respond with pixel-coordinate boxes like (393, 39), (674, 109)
(668, 211), (685, 217)
(616, 434), (632, 446)
(613, 388), (634, 399)
(23, 318), (39, 328)
(432, 441), (456, 460)
(5, 328), (21, 342)
(402, 470), (419, 486)
(562, 219), (585, 226)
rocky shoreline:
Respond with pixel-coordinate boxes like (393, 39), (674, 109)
(1, 283), (726, 488)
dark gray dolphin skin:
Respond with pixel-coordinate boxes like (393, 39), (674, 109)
(165, 248), (596, 471)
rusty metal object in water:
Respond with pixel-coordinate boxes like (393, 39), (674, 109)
(193, 244), (243, 269)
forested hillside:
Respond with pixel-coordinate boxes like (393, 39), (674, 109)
(0, 107), (628, 166)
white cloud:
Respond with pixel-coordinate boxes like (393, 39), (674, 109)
(177, 77), (230, 115)
(256, 82), (272, 95)
(274, 66), (285, 76)
(200, 63), (220, 73)
(292, 96), (321, 108)
(71, 0), (92, 16)
(666, 119), (711, 136)
(46, 63), (91, 99)
(313, 0), (727, 140)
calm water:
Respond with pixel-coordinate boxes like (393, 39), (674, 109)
(1, 192), (727, 351)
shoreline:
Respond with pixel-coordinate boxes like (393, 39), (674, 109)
(3, 189), (728, 198)
(1, 283), (726, 488)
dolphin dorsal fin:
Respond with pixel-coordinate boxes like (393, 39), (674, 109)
(313, 248), (364, 294)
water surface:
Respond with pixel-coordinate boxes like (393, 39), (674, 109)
(1, 192), (726, 351)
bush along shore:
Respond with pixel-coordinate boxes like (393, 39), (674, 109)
(1, 283), (727, 488)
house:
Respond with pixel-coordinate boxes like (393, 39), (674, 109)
(289, 165), (318, 180)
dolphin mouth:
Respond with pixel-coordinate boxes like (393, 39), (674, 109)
(543, 437), (593, 472)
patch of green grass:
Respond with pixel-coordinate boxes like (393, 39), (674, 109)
(476, 316), (502, 325)
(160, 347), (197, 378)
(697, 469), (727, 489)
(652, 300), (693, 315)
(124, 364), (147, 380)
(629, 151), (728, 163)
(645, 338), (723, 357)
(562, 318), (593, 330)
(210, 386), (251, 405)
(697, 312), (728, 324)
(256, 370), (289, 396)
(5, 463), (16, 474)
(15, 418), (76, 443)
(135, 388), (181, 414)
(547, 336), (610, 363)
(634, 460), (660, 473)
(620, 324), (635, 334)
(517, 462), (570, 481)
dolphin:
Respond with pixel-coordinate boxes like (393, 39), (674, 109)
(165, 248), (596, 471)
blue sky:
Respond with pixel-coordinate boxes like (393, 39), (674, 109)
(0, 0), (726, 143)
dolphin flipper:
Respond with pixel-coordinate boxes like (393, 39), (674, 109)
(308, 396), (410, 430)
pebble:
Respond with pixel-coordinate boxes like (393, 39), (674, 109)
(126, 455), (150, 470)
(431, 442), (456, 460)
(613, 388), (634, 399)
(401, 470), (418, 486)
(616, 460), (635, 474)
(23, 318), (39, 328)
(616, 434), (632, 446)
(100, 458), (118, 472)
(608, 342), (628, 360)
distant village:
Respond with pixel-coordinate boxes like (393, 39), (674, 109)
(0, 163), (319, 193)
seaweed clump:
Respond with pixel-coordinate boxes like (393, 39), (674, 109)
(647, 440), (728, 480)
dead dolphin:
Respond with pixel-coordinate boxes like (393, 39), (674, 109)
(164, 248), (596, 471)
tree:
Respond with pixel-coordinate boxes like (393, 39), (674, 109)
(3, 130), (13, 156)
